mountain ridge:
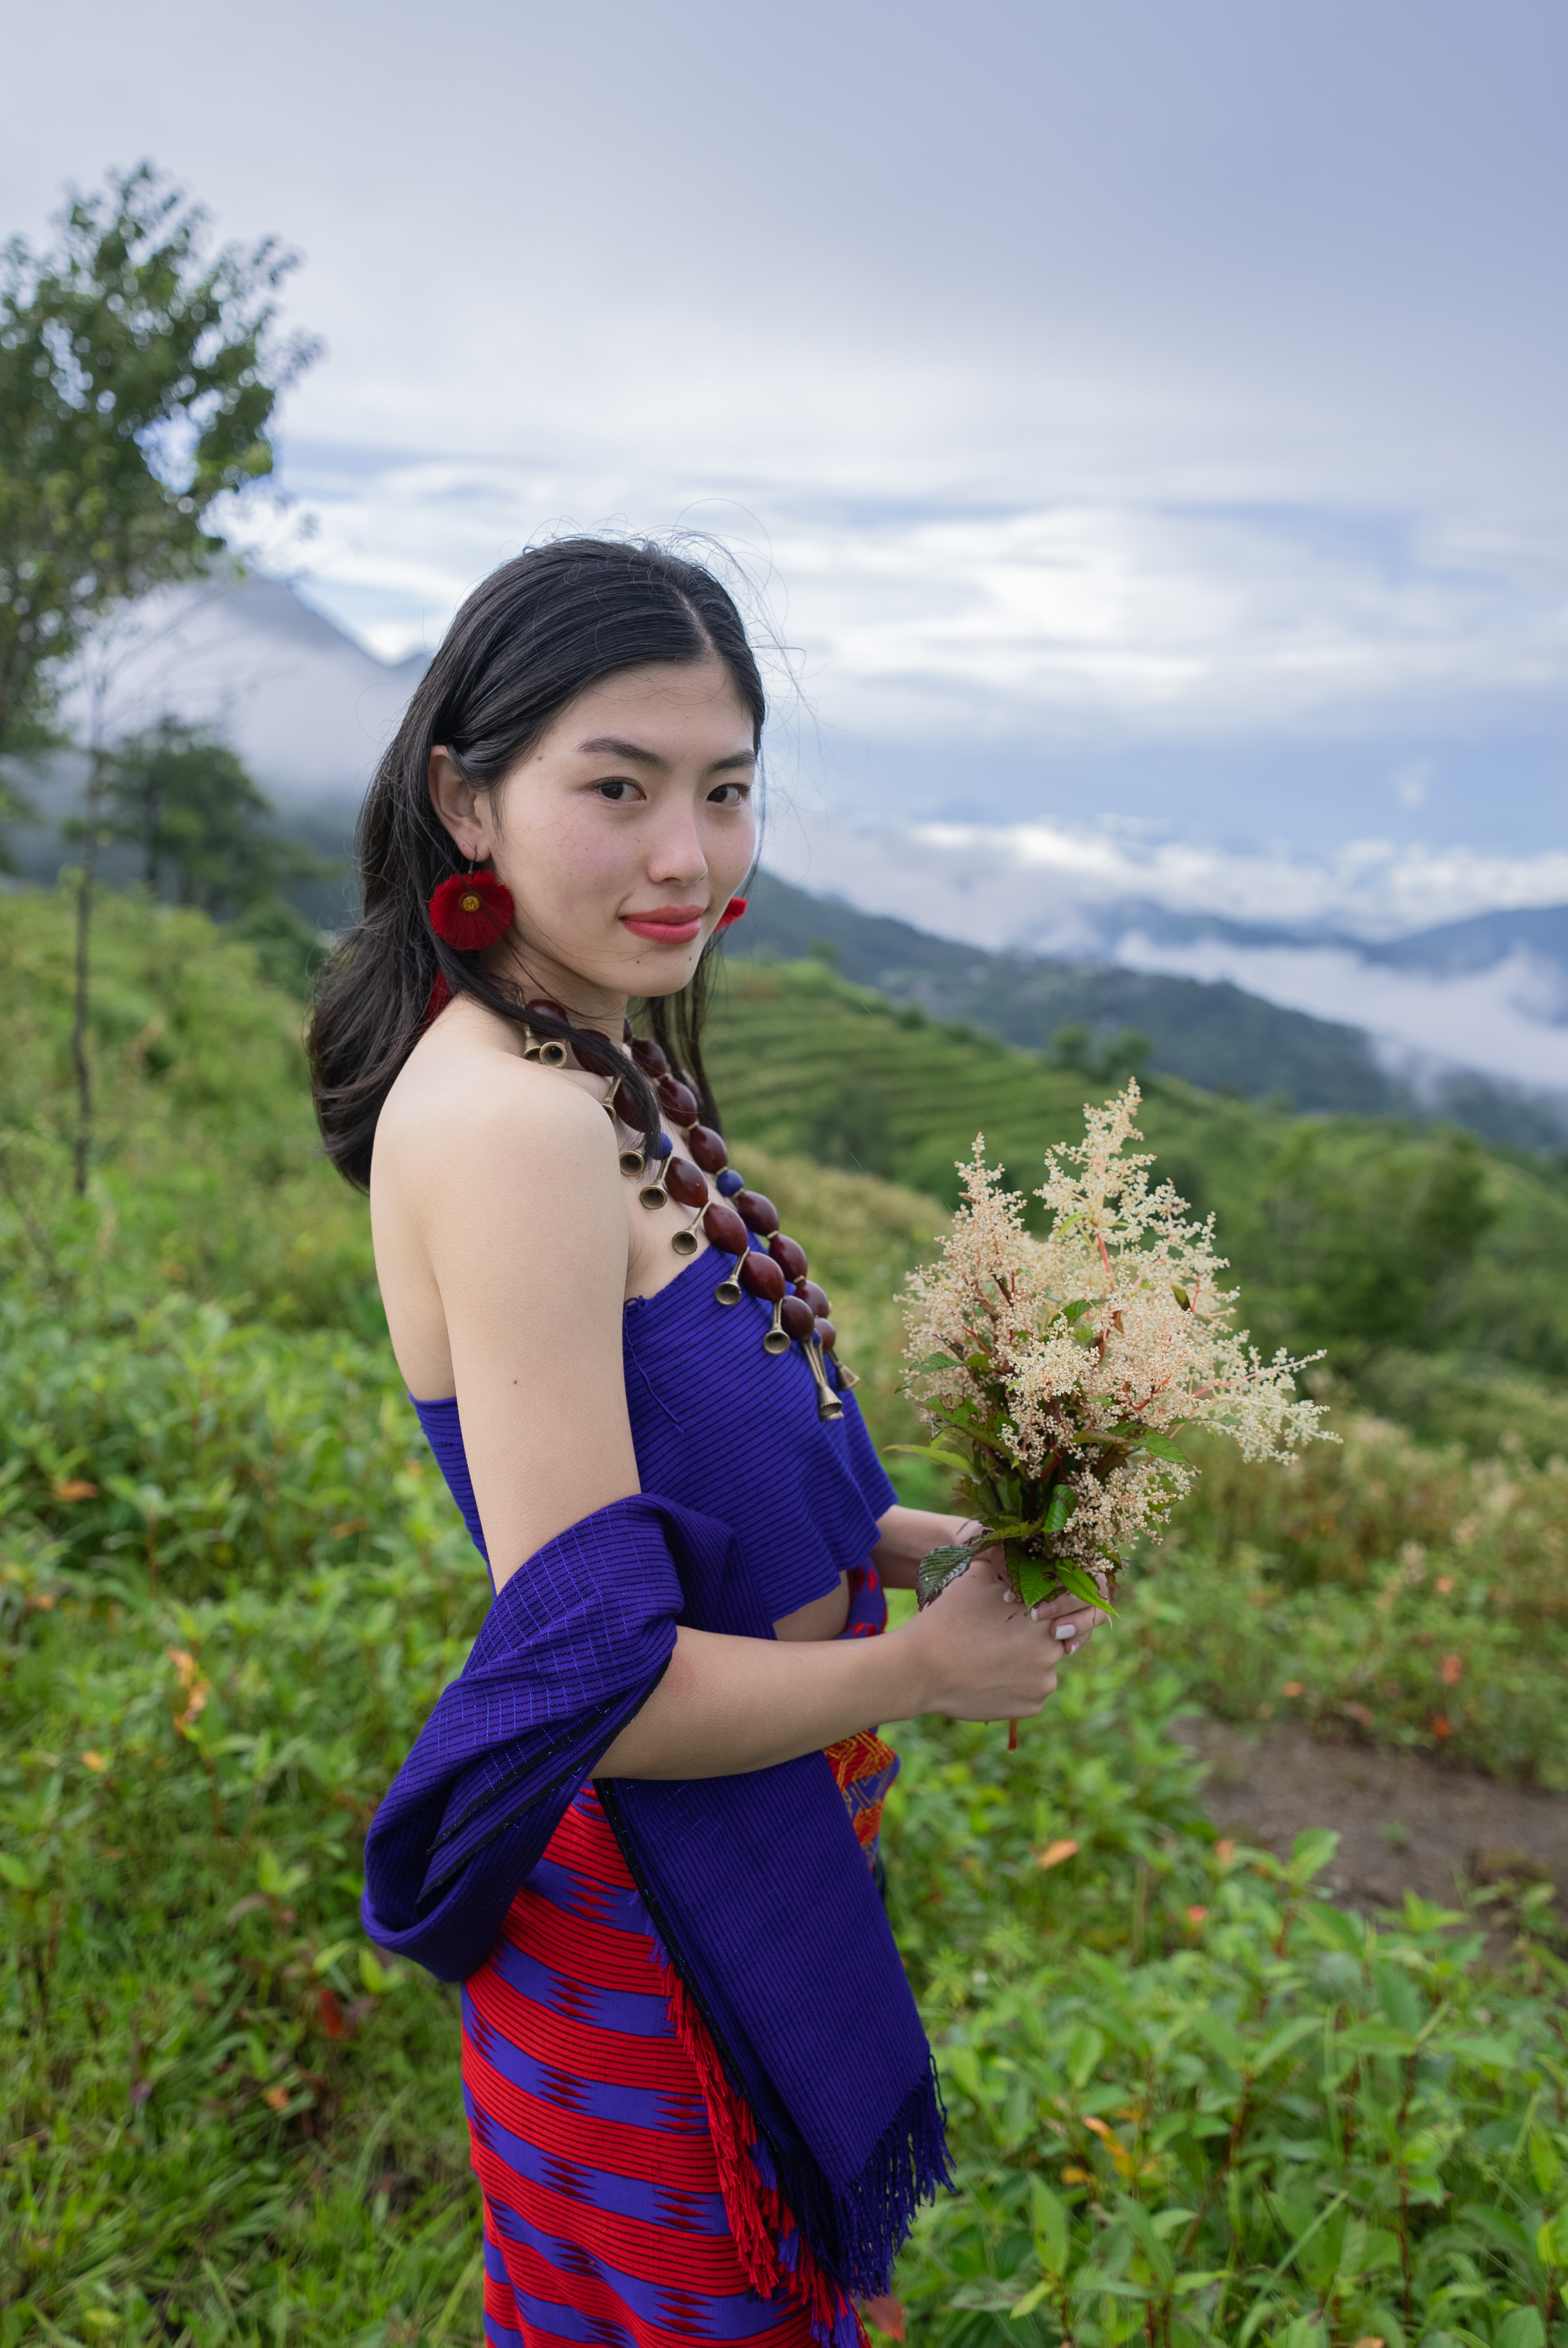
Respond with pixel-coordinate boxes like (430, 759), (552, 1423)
(733, 871), (1568, 1151)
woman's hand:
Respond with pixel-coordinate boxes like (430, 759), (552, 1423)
(874, 1505), (1109, 1662)
(893, 1544), (1090, 1723)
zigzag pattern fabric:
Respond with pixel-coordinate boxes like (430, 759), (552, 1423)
(465, 1785), (853, 2347)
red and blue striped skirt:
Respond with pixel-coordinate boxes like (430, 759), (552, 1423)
(462, 1742), (900, 2347)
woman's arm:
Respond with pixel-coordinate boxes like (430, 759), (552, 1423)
(594, 1548), (1068, 1778)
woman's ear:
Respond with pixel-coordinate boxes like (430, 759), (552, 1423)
(429, 747), (495, 861)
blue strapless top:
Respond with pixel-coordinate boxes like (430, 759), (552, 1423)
(411, 1243), (899, 1623)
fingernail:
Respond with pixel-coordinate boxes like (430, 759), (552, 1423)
(1059, 1623), (1077, 1641)
(1029, 1605), (1039, 1621)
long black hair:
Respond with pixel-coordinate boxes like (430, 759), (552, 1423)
(308, 538), (765, 1189)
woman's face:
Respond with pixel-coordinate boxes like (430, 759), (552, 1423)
(429, 655), (757, 1021)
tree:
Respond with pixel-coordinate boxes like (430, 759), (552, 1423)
(1050, 1022), (1152, 1083)
(101, 717), (332, 913)
(1261, 1124), (1497, 1358)
(0, 163), (315, 751)
(0, 163), (315, 1191)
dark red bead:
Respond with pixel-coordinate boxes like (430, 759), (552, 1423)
(735, 1190), (778, 1235)
(630, 1037), (668, 1076)
(768, 1233), (807, 1282)
(659, 1078), (699, 1126)
(665, 1156), (708, 1210)
(701, 1200), (749, 1254)
(780, 1294), (816, 1342)
(740, 1252), (786, 1302)
(687, 1123), (728, 1175)
(797, 1279), (830, 1317)
(524, 998), (568, 1024)
(816, 1317), (837, 1351)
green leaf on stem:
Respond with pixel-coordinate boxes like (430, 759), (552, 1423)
(1054, 1562), (1113, 1610)
(1012, 1552), (1053, 1607)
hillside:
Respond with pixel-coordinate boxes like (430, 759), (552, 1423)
(7, 885), (1568, 2343)
(704, 952), (1568, 1453)
(736, 869), (1568, 1149)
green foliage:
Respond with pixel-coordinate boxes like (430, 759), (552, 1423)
(0, 888), (375, 1328)
(1260, 1122), (1497, 1357)
(1051, 1023), (1152, 1085)
(232, 896), (329, 1000)
(0, 162), (316, 750)
(1123, 1414), (1568, 1788)
(889, 1770), (1568, 2345)
(99, 718), (336, 915)
(1, 1352), (489, 2341)
(0, 767), (37, 871)
(4, 885), (1568, 2342)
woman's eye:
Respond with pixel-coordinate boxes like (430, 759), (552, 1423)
(708, 782), (751, 806)
(596, 779), (641, 802)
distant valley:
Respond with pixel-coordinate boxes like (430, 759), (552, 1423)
(733, 873), (1568, 1151)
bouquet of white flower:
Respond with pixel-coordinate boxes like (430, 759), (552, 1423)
(901, 1083), (1328, 1618)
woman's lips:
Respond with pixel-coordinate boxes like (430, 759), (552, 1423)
(620, 907), (706, 944)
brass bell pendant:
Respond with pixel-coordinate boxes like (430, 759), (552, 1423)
(804, 1336), (844, 1422)
(522, 997), (570, 1067)
(714, 1253), (744, 1306)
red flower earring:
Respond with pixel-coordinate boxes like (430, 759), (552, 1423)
(428, 866), (514, 950)
(715, 896), (747, 931)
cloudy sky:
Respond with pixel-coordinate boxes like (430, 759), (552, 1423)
(7, 0), (1567, 898)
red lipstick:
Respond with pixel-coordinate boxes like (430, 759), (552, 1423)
(620, 904), (706, 944)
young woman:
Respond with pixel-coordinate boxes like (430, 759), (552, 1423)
(310, 539), (1102, 2348)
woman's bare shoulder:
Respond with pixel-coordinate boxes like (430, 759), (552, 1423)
(373, 1007), (618, 1207)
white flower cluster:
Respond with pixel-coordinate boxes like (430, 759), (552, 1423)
(903, 1084), (1328, 1577)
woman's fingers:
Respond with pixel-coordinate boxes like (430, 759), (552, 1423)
(998, 1580), (1107, 1650)
(1049, 1605), (1108, 1647)
(919, 1555), (1073, 1718)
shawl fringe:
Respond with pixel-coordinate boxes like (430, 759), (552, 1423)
(651, 1943), (950, 2310)
(658, 1956), (863, 2346)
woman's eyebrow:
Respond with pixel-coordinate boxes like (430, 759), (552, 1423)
(577, 735), (669, 769)
(576, 736), (756, 774)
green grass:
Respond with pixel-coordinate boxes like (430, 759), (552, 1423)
(5, 888), (1568, 2345)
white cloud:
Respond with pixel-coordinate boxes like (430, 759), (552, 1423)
(1113, 936), (1568, 1094)
(250, 452), (1568, 751)
(765, 811), (1568, 944)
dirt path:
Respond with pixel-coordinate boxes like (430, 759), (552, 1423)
(1176, 1719), (1568, 1933)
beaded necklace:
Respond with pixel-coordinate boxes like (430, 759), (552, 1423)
(519, 998), (856, 1423)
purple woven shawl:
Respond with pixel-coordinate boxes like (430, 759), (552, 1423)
(360, 1489), (948, 2302)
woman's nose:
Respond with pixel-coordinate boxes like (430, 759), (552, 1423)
(644, 812), (708, 885)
